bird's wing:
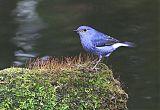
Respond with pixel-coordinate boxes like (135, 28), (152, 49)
(91, 32), (120, 47)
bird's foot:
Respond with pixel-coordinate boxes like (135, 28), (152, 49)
(84, 66), (99, 72)
(91, 67), (100, 71)
(86, 67), (99, 72)
(91, 64), (100, 71)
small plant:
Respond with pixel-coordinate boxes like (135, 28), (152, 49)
(28, 54), (96, 72)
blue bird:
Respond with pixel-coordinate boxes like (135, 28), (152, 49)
(74, 26), (135, 69)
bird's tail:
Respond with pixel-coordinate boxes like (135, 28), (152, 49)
(123, 42), (136, 47)
(112, 42), (136, 49)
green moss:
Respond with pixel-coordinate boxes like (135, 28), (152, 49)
(0, 64), (128, 110)
(0, 68), (56, 110)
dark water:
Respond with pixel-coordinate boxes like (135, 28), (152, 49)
(0, 0), (159, 109)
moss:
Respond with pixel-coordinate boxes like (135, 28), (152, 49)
(0, 68), (56, 110)
(0, 64), (128, 110)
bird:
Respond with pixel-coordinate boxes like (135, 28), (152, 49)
(74, 26), (135, 69)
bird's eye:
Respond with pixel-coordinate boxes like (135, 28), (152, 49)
(83, 29), (87, 32)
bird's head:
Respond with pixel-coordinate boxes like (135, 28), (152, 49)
(73, 26), (96, 37)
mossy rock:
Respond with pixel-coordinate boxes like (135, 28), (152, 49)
(0, 64), (128, 110)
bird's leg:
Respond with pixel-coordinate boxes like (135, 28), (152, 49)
(92, 55), (102, 69)
(91, 58), (98, 64)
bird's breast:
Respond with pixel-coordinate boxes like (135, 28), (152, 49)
(80, 37), (95, 53)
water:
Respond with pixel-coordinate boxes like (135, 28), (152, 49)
(0, 0), (159, 110)
(13, 0), (45, 66)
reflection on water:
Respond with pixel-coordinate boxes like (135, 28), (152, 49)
(13, 0), (44, 66)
